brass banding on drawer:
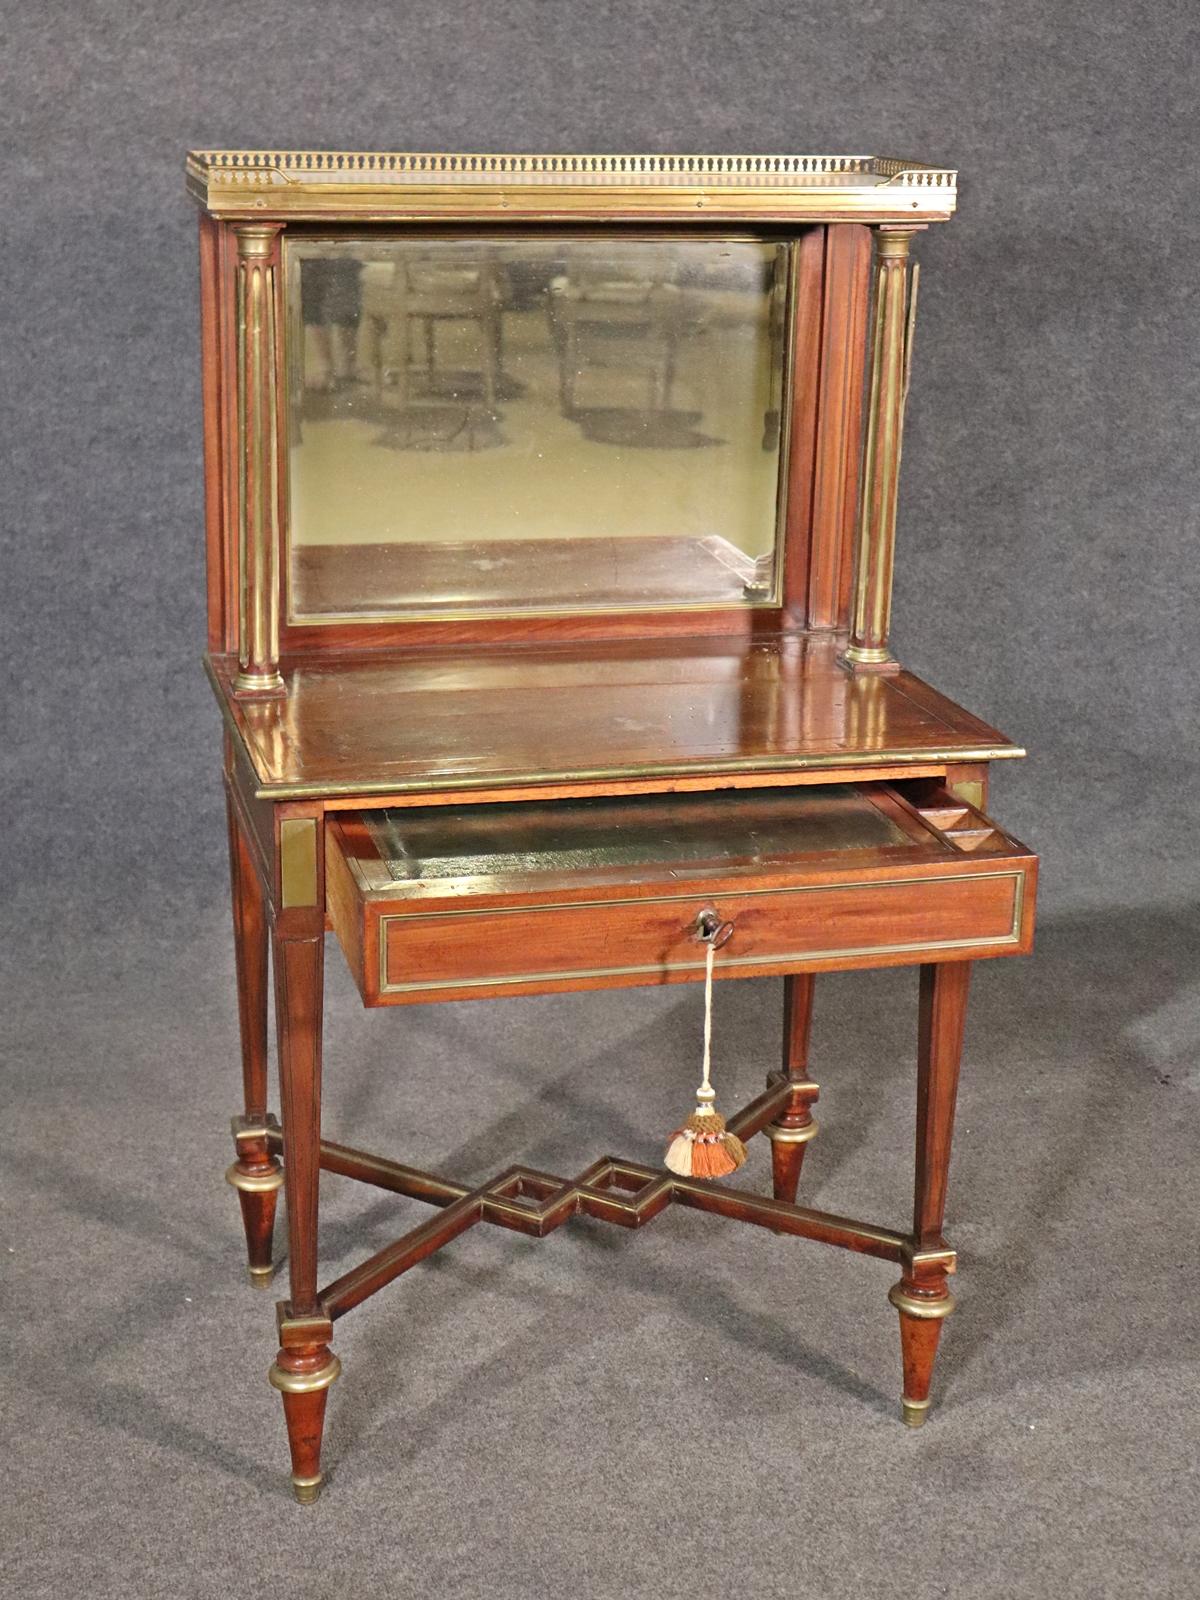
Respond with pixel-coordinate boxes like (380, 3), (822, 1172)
(325, 782), (1037, 1008)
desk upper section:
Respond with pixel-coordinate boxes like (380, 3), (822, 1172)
(186, 150), (957, 224)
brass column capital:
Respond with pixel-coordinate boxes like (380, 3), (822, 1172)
(233, 222), (281, 258)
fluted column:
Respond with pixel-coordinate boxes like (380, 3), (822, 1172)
(233, 224), (285, 696)
(841, 226), (920, 671)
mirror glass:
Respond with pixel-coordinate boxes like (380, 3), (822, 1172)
(285, 236), (789, 621)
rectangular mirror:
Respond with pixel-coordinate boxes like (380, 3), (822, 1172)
(284, 235), (790, 622)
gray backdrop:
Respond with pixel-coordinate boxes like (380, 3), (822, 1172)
(4, 5), (1198, 1598)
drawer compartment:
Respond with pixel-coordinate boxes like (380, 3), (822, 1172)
(326, 783), (1037, 1006)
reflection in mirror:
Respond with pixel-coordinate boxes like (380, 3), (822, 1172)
(285, 237), (789, 621)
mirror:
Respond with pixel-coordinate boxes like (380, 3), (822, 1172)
(285, 236), (789, 621)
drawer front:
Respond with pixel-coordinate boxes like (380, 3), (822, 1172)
(374, 864), (1032, 1002)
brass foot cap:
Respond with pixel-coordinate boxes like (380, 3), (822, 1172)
(247, 1264), (276, 1288)
(902, 1397), (932, 1428)
(291, 1473), (323, 1504)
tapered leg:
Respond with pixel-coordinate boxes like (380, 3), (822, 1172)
(766, 974), (820, 1203)
(891, 960), (971, 1426)
(224, 794), (282, 1283)
(269, 929), (339, 1502)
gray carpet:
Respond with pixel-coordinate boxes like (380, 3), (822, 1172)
(4, 0), (1200, 1594)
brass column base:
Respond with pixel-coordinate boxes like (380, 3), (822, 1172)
(838, 645), (901, 674)
(232, 668), (286, 698)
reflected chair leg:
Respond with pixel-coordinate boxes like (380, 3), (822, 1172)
(270, 929), (339, 1503)
(766, 974), (820, 1203)
(225, 794), (282, 1283)
(891, 960), (970, 1426)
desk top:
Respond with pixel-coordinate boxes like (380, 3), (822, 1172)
(209, 634), (1021, 802)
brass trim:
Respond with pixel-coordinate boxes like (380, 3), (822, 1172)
(378, 868), (1025, 995)
(187, 151), (957, 223)
(251, 747), (1027, 802)
(232, 1114), (278, 1143)
(901, 1397), (932, 1427)
(845, 228), (920, 666)
(888, 1284), (956, 1320)
(225, 1162), (284, 1194)
(778, 1079), (820, 1097)
(291, 1473), (323, 1504)
(901, 1243), (958, 1275)
(268, 1354), (342, 1395)
(764, 1119), (820, 1145)
(248, 1264), (276, 1286)
(233, 224), (283, 697)
(279, 817), (319, 908)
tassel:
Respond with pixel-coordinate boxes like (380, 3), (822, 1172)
(664, 937), (747, 1179)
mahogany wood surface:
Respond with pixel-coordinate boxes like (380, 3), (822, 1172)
(209, 632), (1022, 802)
(913, 959), (971, 1251)
(770, 974), (819, 1203)
(894, 959), (972, 1416)
(274, 932), (325, 1316)
(224, 792), (282, 1273)
(325, 782), (1035, 1006)
(290, 535), (773, 620)
(779, 228), (825, 623)
(807, 225), (872, 629)
(225, 792), (271, 1121)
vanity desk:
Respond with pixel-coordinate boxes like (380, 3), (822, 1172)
(189, 150), (1036, 1502)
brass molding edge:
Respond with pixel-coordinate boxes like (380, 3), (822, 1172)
(246, 744), (1029, 803)
(268, 1355), (343, 1395)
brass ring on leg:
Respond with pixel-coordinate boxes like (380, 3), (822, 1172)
(888, 1284), (956, 1320)
(225, 1163), (284, 1194)
(763, 1119), (819, 1145)
(268, 1355), (343, 1395)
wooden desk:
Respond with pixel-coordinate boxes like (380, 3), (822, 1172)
(218, 637), (1035, 1501)
(189, 149), (1037, 1502)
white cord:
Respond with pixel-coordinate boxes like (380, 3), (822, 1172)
(698, 939), (715, 1102)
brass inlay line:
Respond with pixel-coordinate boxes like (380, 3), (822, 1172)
(378, 868), (1026, 995)
(251, 749), (1024, 802)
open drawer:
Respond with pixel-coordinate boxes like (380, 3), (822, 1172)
(326, 783), (1037, 1006)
